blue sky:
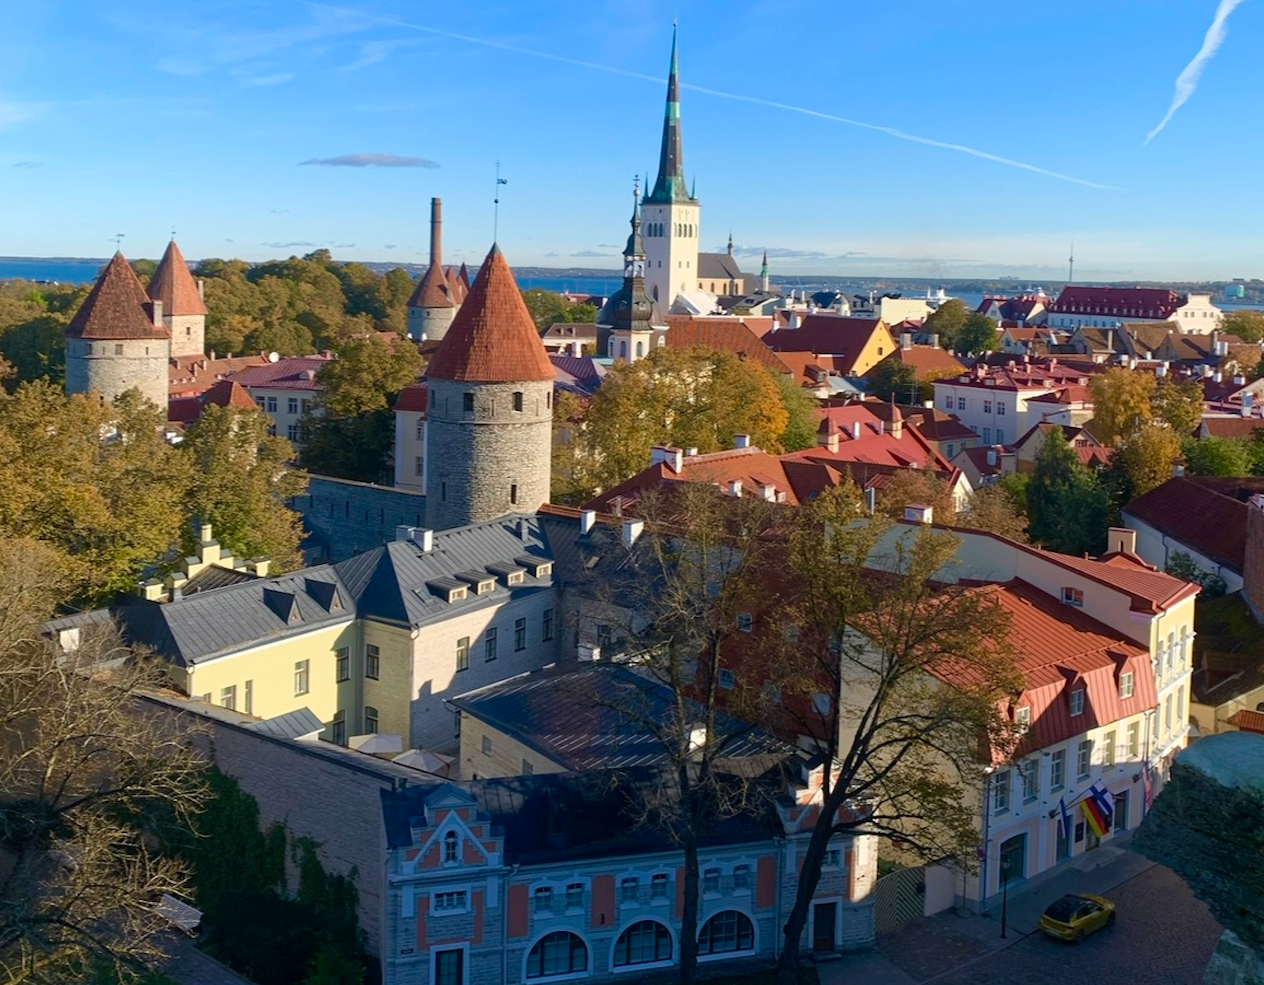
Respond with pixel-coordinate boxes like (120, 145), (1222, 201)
(1, 0), (1261, 280)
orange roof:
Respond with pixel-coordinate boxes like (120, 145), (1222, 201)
(886, 345), (967, 379)
(169, 353), (271, 397)
(425, 245), (554, 383)
(147, 240), (207, 317)
(394, 382), (429, 412)
(407, 261), (455, 309)
(763, 316), (894, 376)
(664, 315), (791, 374)
(67, 253), (169, 340)
(1227, 709), (1264, 734)
(1029, 546), (1197, 615)
(1200, 416), (1264, 439)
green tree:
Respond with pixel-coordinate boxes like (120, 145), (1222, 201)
(316, 333), (423, 417)
(551, 390), (594, 505)
(865, 357), (920, 403)
(923, 298), (970, 350)
(1026, 427), (1110, 555)
(1116, 422), (1183, 498)
(1220, 308), (1264, 344)
(585, 347), (790, 491)
(957, 483), (1029, 542)
(1154, 375), (1204, 436)
(181, 405), (309, 571)
(1088, 366), (1156, 445)
(521, 288), (598, 331)
(955, 312), (1000, 355)
(1182, 436), (1253, 476)
(773, 372), (820, 451)
(299, 413), (394, 484)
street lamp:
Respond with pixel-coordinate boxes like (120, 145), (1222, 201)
(1000, 855), (1012, 939)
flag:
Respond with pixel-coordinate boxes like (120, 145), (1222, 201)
(1059, 797), (1072, 842)
(1089, 780), (1115, 818)
(1081, 781), (1114, 837)
(1142, 763), (1154, 810)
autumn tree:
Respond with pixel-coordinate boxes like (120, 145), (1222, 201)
(0, 537), (207, 984)
(1220, 308), (1264, 344)
(772, 372), (820, 451)
(181, 405), (309, 571)
(1154, 375), (1204, 437)
(923, 298), (970, 350)
(865, 357), (921, 403)
(1088, 366), (1155, 446)
(956, 312), (1000, 356)
(584, 347), (789, 491)
(1115, 422), (1184, 498)
(875, 469), (957, 524)
(550, 390), (595, 505)
(957, 483), (1029, 542)
(1025, 426), (1110, 555)
(772, 490), (1020, 983)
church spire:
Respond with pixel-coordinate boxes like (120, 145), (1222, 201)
(647, 28), (693, 204)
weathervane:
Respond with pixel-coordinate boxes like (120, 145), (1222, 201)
(493, 162), (508, 243)
(113, 232), (125, 252)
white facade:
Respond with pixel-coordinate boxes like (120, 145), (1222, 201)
(931, 379), (1053, 447)
(394, 409), (427, 492)
(245, 385), (318, 442)
(1048, 293), (1222, 332)
(642, 200), (700, 309)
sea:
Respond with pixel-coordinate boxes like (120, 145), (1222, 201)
(2, 258), (1259, 314)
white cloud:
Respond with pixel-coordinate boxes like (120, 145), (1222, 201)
(300, 152), (438, 168)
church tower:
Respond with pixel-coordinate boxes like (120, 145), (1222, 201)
(602, 184), (656, 363)
(65, 252), (170, 407)
(424, 244), (554, 531)
(148, 239), (207, 358)
(407, 198), (458, 342)
(642, 29), (700, 311)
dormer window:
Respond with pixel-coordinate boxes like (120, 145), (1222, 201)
(1015, 706), (1031, 732)
(1119, 671), (1134, 699)
(1061, 587), (1084, 607)
(443, 830), (458, 864)
(1069, 689), (1085, 716)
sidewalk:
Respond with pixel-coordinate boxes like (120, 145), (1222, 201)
(817, 836), (1156, 985)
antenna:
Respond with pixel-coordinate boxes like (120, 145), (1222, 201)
(493, 161), (508, 243)
(1067, 242), (1075, 284)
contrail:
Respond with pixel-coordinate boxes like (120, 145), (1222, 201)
(296, 0), (1115, 190)
(1146, 0), (1249, 144)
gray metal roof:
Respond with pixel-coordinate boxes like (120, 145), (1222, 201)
(698, 252), (746, 281)
(248, 707), (325, 739)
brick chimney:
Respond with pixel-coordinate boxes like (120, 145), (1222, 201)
(1244, 495), (1264, 624)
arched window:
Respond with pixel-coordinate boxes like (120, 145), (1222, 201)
(698, 911), (754, 955)
(443, 830), (458, 863)
(619, 340), (628, 359)
(613, 920), (672, 967)
(635, 341), (644, 358)
(512, 391), (524, 412)
(526, 931), (587, 979)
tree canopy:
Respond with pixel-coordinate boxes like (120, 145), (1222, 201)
(521, 288), (598, 331)
(955, 312), (1000, 356)
(1220, 308), (1264, 344)
(922, 298), (970, 350)
(1025, 426), (1110, 555)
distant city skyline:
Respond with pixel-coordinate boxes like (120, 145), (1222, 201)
(1, 1), (1261, 281)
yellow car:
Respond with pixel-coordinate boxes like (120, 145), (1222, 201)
(1039, 893), (1116, 942)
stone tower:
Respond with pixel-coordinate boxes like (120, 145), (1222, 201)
(642, 29), (700, 311)
(147, 238), (207, 358)
(424, 244), (554, 531)
(406, 198), (458, 342)
(603, 185), (657, 363)
(64, 252), (171, 407)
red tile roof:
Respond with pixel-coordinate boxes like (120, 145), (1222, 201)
(902, 407), (978, 444)
(763, 316), (894, 376)
(1031, 547), (1197, 614)
(1050, 286), (1187, 320)
(147, 240), (207, 317)
(885, 345), (967, 379)
(167, 379), (257, 426)
(394, 382), (429, 413)
(406, 262), (455, 309)
(169, 353), (271, 397)
(67, 253), (169, 340)
(230, 354), (332, 390)
(1227, 708), (1264, 734)
(1199, 416), (1264, 439)
(425, 245), (554, 383)
(1124, 476), (1264, 574)
(664, 315), (791, 374)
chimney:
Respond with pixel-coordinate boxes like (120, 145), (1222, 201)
(864, 487), (876, 515)
(429, 197), (443, 267)
(1214, 371), (1223, 384)
(1243, 495), (1264, 622)
(986, 447), (997, 467)
(1172, 463), (1186, 478)
(1234, 374), (1246, 386)
(650, 445), (684, 474)
(197, 279), (205, 302)
(580, 509), (596, 536)
(734, 434), (751, 449)
(901, 332), (913, 351)
(1107, 527), (1137, 555)
(903, 504), (933, 524)
(516, 517), (530, 540)
(727, 479), (743, 497)
(930, 333), (940, 348)
(412, 528), (434, 552)
(1243, 393), (1255, 417)
(622, 518), (644, 549)
(685, 446), (699, 457)
(150, 299), (163, 327)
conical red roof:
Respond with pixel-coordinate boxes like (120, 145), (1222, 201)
(67, 253), (168, 340)
(148, 239), (207, 316)
(406, 261), (455, 309)
(426, 245), (553, 382)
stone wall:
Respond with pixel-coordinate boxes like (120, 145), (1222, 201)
(65, 335), (170, 407)
(167, 313), (205, 359)
(410, 305), (456, 343)
(425, 379), (552, 531)
(292, 475), (426, 562)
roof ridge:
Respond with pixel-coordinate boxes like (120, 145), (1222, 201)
(148, 240), (208, 317)
(67, 253), (169, 340)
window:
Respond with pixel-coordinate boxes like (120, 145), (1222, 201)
(1077, 739), (1092, 780)
(220, 685), (237, 710)
(957, 396), (966, 411)
(823, 848), (842, 868)
(1069, 689), (1085, 716)
(443, 830), (458, 863)
(564, 883), (583, 910)
(1061, 587), (1084, 607)
(718, 668), (735, 690)
(1177, 685), (1185, 727)
(244, 679), (253, 715)
(331, 710), (346, 746)
(433, 890), (467, 913)
(510, 484), (518, 505)
(288, 397), (298, 415)
(1103, 730), (1116, 766)
(364, 644), (380, 680)
(732, 864), (752, 891)
(542, 608), (554, 641)
(946, 443), (955, 459)
(1015, 706), (1031, 732)
(302, 398), (311, 414)
(513, 391), (524, 412)
(463, 392), (474, 413)
(287, 423), (299, 441)
(1127, 721), (1140, 758)
(434, 948), (463, 985)
(415, 456), (425, 477)
(698, 911), (754, 955)
(456, 636), (470, 672)
(515, 617), (527, 651)
(484, 627), (498, 661)
(482, 735), (493, 756)
(114, 343), (125, 356)
(522, 759), (534, 776)
(1050, 749), (1065, 790)
(997, 401), (1006, 415)
(294, 659), (310, 696)
(736, 612), (753, 633)
(416, 421), (425, 441)
(650, 873), (668, 901)
(534, 887), (553, 914)
(266, 396), (277, 413)
(983, 400), (993, 414)
(365, 705), (379, 733)
(1164, 694), (1173, 735)
(621, 877), (640, 903)
(982, 427), (991, 443)
(1120, 671), (1134, 699)
(995, 429), (1003, 445)
(702, 868), (721, 894)
(526, 931), (586, 979)
(993, 769), (1010, 814)
(336, 647), (350, 682)
(1021, 758), (1039, 802)
(613, 920), (672, 967)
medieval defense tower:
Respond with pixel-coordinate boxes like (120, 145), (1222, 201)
(407, 198), (459, 342)
(64, 252), (171, 407)
(424, 244), (554, 530)
(148, 239), (207, 358)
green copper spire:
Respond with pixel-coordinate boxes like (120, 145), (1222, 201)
(647, 28), (694, 204)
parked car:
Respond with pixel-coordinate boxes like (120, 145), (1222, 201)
(1039, 893), (1116, 942)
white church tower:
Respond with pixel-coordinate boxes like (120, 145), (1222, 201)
(641, 29), (700, 312)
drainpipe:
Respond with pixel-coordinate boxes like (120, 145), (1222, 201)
(978, 769), (993, 914)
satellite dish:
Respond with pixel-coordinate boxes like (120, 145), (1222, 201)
(268, 351), (280, 363)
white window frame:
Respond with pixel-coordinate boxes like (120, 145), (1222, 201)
(431, 888), (471, 915)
